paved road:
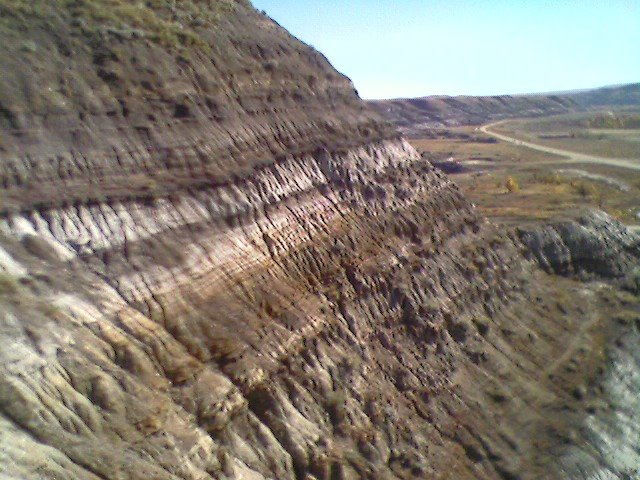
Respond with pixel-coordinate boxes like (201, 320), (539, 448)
(480, 121), (640, 172)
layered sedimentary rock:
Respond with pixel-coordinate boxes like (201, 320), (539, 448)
(0, 2), (637, 480)
(520, 210), (640, 289)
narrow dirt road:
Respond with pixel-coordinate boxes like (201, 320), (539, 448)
(480, 121), (640, 171)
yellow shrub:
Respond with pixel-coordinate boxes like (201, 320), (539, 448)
(505, 176), (519, 193)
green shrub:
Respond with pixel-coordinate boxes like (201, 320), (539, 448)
(20, 40), (37, 53)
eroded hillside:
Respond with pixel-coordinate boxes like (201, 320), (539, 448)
(369, 83), (640, 136)
(0, 2), (639, 480)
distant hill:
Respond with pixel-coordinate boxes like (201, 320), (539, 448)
(569, 83), (640, 107)
(369, 83), (640, 136)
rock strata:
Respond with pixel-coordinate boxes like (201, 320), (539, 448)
(0, 2), (637, 480)
(519, 210), (640, 290)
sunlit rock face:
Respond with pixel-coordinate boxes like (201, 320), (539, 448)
(0, 2), (638, 480)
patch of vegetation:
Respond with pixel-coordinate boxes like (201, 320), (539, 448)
(571, 180), (600, 199)
(504, 176), (519, 193)
(145, 237), (186, 269)
(586, 113), (640, 130)
(0, 0), (245, 50)
(20, 40), (37, 53)
(208, 336), (243, 365)
(472, 316), (490, 336)
(532, 171), (563, 185)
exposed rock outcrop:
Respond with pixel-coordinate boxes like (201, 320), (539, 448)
(0, 3), (637, 480)
(519, 210), (640, 290)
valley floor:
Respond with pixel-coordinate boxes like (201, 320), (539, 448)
(409, 109), (640, 228)
(480, 121), (640, 172)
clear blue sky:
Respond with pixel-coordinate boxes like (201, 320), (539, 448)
(251, 0), (640, 99)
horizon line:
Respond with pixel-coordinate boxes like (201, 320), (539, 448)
(362, 81), (640, 102)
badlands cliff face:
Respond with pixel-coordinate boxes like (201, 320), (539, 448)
(0, 2), (639, 480)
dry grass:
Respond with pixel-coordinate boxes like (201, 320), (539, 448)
(0, 0), (243, 49)
(504, 176), (519, 193)
(493, 110), (640, 159)
(410, 119), (640, 227)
